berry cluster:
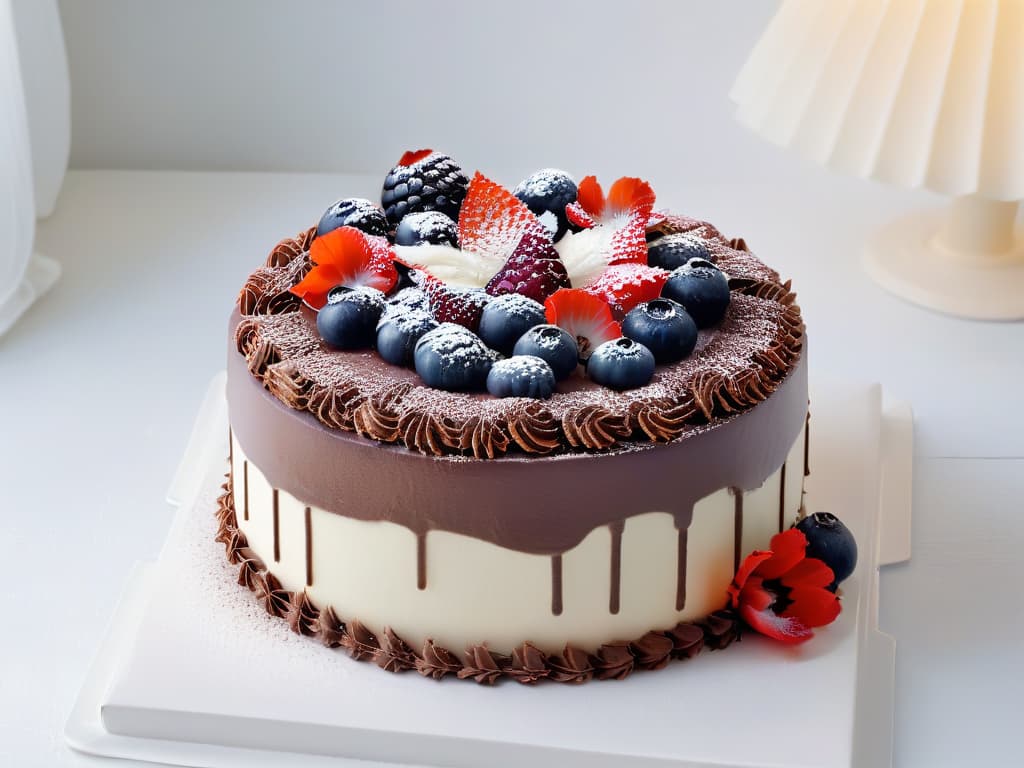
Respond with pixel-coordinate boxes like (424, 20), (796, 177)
(290, 149), (735, 397)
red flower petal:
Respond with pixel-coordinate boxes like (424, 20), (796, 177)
(727, 550), (773, 609)
(545, 288), (621, 360)
(606, 177), (656, 217)
(291, 227), (397, 309)
(740, 601), (815, 645)
(780, 557), (835, 591)
(398, 148), (433, 166)
(576, 175), (605, 219)
(755, 528), (809, 580)
(781, 586), (841, 628)
(290, 264), (343, 309)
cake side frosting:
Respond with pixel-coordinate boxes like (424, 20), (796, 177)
(215, 475), (743, 684)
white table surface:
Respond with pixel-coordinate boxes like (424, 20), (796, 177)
(1, 169), (1022, 768)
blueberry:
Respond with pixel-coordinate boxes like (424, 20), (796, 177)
(622, 298), (698, 364)
(512, 325), (578, 381)
(326, 285), (354, 304)
(413, 324), (494, 391)
(383, 287), (430, 319)
(486, 355), (556, 399)
(376, 309), (438, 367)
(587, 338), (655, 390)
(478, 294), (547, 356)
(647, 233), (713, 271)
(316, 197), (389, 238)
(795, 512), (858, 589)
(316, 289), (385, 349)
(514, 169), (577, 240)
(661, 262), (731, 328)
(394, 211), (459, 247)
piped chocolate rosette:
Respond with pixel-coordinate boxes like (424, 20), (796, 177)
(226, 149), (856, 684)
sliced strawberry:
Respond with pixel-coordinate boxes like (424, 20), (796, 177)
(459, 172), (552, 274)
(412, 270), (490, 331)
(290, 227), (398, 309)
(545, 289), (622, 361)
(582, 264), (669, 318)
(456, 172), (570, 302)
(485, 228), (569, 303)
(555, 175), (656, 285)
(565, 201), (595, 230)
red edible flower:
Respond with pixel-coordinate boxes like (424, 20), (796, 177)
(728, 528), (841, 644)
(290, 226), (398, 309)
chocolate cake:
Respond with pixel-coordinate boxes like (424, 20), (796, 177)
(219, 152), (852, 684)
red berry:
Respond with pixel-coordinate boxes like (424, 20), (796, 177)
(583, 264), (670, 318)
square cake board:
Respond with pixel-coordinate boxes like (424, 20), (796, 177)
(65, 372), (913, 768)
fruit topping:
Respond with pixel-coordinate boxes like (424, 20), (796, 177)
(587, 337), (656, 390)
(384, 287), (430, 316)
(316, 197), (389, 238)
(661, 261), (730, 328)
(486, 355), (557, 399)
(376, 309), (439, 367)
(315, 289), (385, 349)
(290, 227), (398, 309)
(647, 232), (713, 270)
(544, 288), (621, 362)
(454, 172), (569, 301)
(621, 298), (697, 364)
(477, 293), (547, 356)
(484, 228), (570, 303)
(794, 513), (858, 589)
(394, 211), (459, 247)
(582, 263), (670, 318)
(326, 285), (354, 304)
(414, 323), (494, 391)
(512, 324), (579, 381)
(413, 272), (491, 331)
(513, 169), (578, 241)
(728, 528), (842, 644)
(382, 149), (469, 226)
(557, 176), (655, 286)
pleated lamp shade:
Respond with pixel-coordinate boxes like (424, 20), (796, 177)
(732, 0), (1024, 320)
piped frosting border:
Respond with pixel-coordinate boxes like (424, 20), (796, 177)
(234, 216), (805, 459)
(214, 474), (741, 685)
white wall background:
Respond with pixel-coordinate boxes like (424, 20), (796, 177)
(59, 0), (792, 184)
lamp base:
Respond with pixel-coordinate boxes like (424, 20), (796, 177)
(0, 253), (61, 337)
(864, 210), (1024, 321)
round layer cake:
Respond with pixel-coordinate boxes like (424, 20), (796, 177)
(220, 154), (812, 683)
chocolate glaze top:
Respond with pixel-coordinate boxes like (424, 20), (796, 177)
(233, 215), (805, 459)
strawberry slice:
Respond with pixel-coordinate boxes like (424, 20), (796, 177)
(411, 270), (490, 331)
(459, 172), (552, 274)
(556, 175), (656, 286)
(457, 172), (570, 302)
(582, 264), (669, 318)
(290, 227), (397, 309)
(545, 289), (621, 361)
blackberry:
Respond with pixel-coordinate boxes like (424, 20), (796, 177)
(381, 149), (470, 226)
(316, 197), (389, 238)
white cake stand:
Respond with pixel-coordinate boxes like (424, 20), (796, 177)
(65, 372), (912, 768)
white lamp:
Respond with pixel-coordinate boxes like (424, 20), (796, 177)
(731, 0), (1024, 321)
(0, 0), (66, 337)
